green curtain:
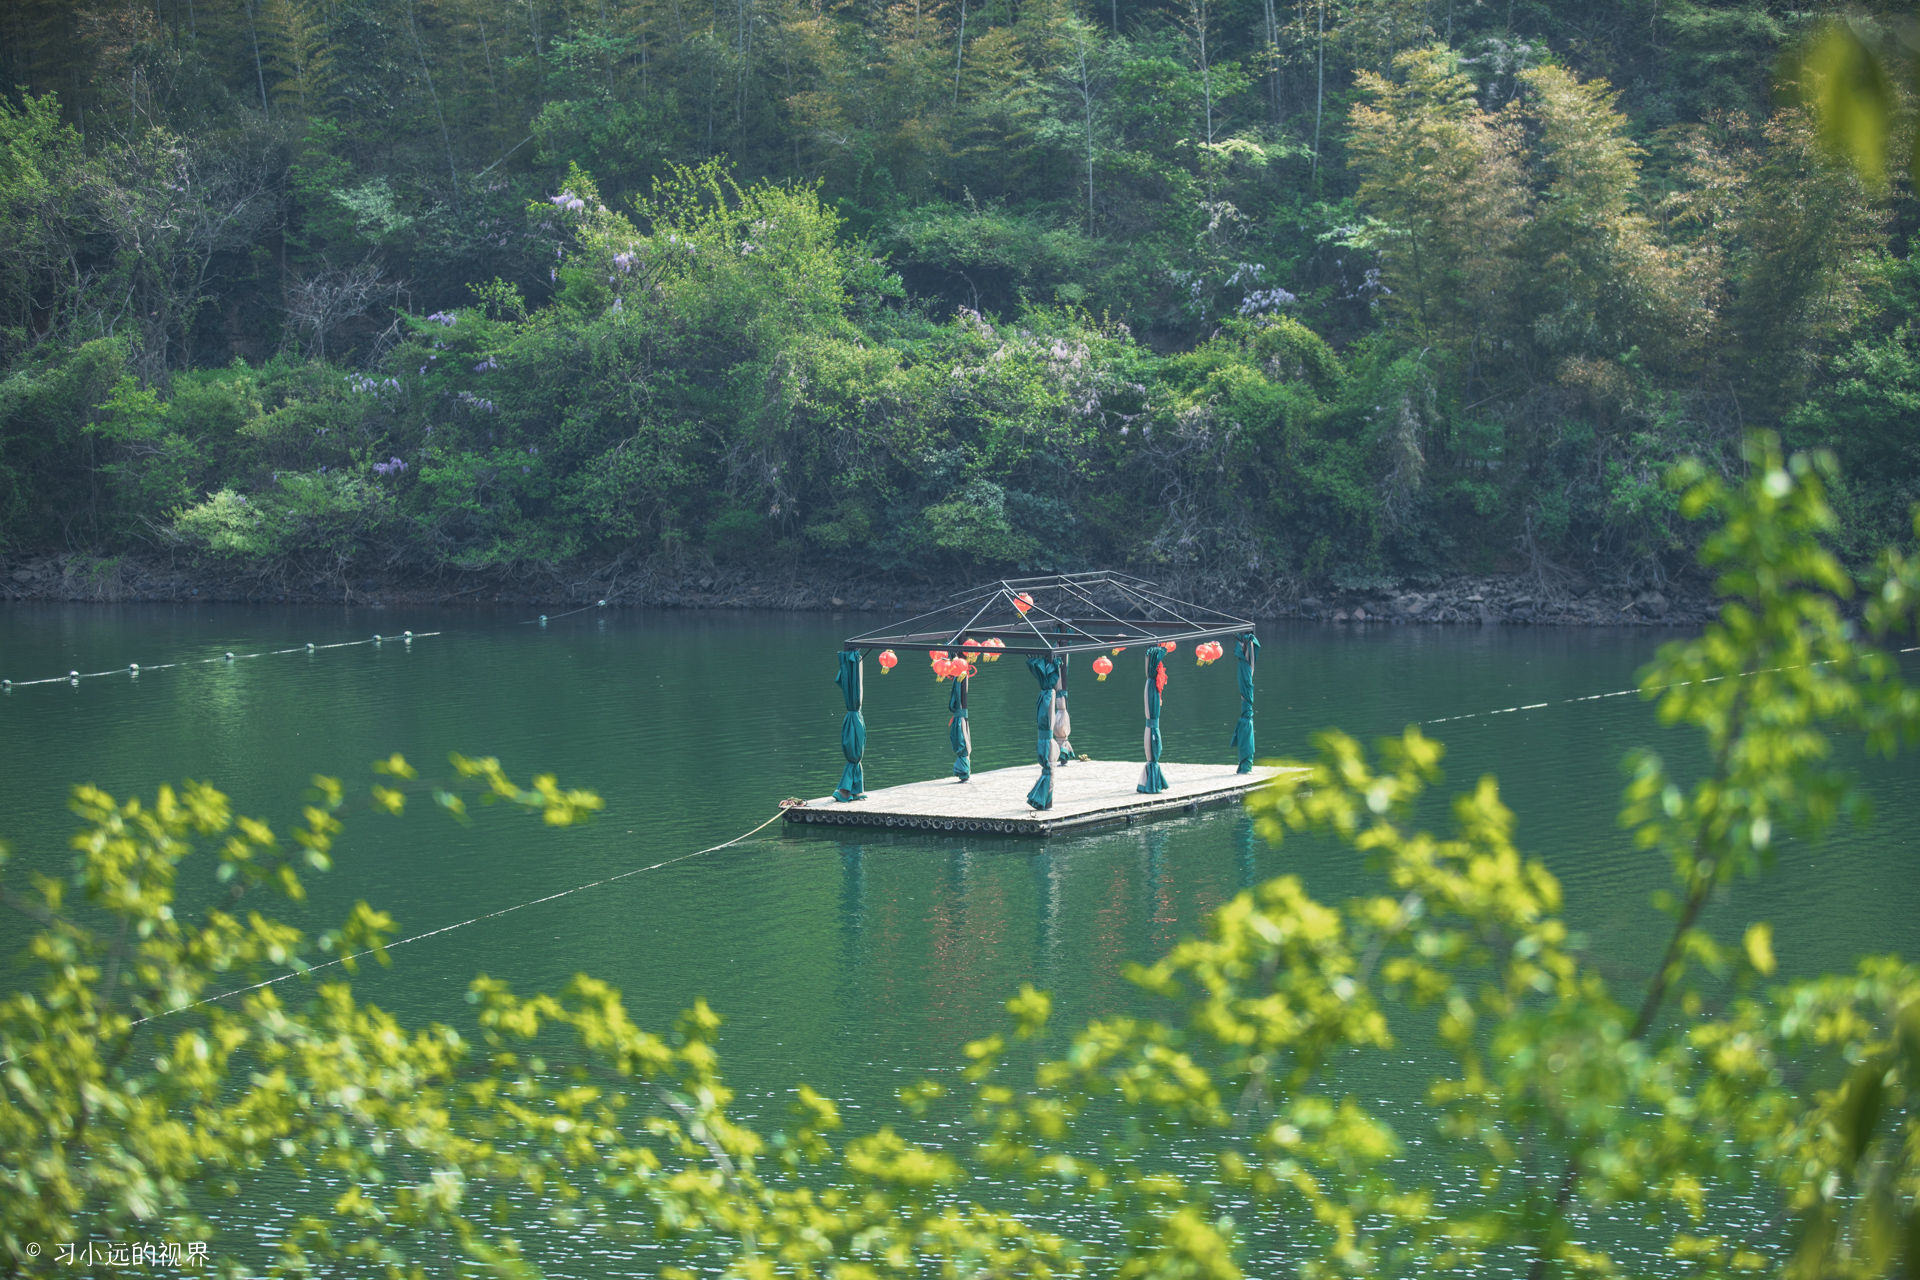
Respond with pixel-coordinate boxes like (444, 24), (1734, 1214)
(1231, 632), (1260, 773)
(833, 649), (867, 802)
(1139, 648), (1169, 794)
(1053, 652), (1077, 765)
(1027, 655), (1060, 810)
(948, 673), (972, 781)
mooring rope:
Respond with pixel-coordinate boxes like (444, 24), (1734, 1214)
(1, 631), (443, 691)
(34, 802), (796, 1043)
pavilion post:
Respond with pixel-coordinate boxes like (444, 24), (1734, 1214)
(1053, 652), (1076, 764)
(832, 649), (867, 802)
(949, 669), (972, 781)
(1231, 632), (1260, 773)
(1026, 655), (1060, 809)
(1138, 647), (1169, 793)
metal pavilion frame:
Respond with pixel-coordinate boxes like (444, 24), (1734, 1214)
(842, 571), (1254, 657)
(828, 573), (1260, 812)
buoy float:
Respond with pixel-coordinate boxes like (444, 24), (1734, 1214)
(1092, 655), (1113, 681)
(878, 649), (898, 672)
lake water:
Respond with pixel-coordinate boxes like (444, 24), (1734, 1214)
(3, 603), (1916, 1270)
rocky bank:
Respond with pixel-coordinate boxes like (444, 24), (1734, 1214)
(0, 551), (1713, 628)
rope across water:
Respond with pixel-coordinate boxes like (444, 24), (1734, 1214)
(5, 803), (794, 1053)
(1415, 644), (1920, 729)
(0, 803), (791, 1067)
(0, 597), (616, 691)
(1, 631), (443, 691)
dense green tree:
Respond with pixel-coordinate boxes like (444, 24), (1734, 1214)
(1347, 46), (1526, 388)
(0, 0), (1913, 591)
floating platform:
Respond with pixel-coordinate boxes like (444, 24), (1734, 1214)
(783, 760), (1295, 838)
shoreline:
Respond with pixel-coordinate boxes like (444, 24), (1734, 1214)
(1, 551), (1714, 629)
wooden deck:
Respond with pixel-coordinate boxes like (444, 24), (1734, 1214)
(783, 760), (1295, 837)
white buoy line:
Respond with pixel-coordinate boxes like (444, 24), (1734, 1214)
(1, 631), (442, 691)
(0, 595), (613, 690)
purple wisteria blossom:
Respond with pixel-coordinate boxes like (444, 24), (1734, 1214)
(1238, 287), (1298, 316)
(425, 310), (457, 327)
(372, 457), (408, 478)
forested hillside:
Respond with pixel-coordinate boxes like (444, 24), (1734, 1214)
(1, 0), (1914, 601)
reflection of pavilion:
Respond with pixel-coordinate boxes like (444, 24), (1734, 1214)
(831, 813), (1271, 1038)
(795, 573), (1287, 834)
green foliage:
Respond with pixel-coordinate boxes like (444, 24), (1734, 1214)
(0, 0), (1913, 588)
(171, 472), (398, 578)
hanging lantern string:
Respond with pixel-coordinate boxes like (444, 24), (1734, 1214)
(1, 632), (442, 693)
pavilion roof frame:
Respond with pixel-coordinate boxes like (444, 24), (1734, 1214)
(844, 571), (1254, 658)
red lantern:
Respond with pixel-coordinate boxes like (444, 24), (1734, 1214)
(1013, 591), (1034, 615)
(954, 660), (976, 680)
(1111, 646), (1125, 656)
(963, 637), (980, 651)
(1092, 655), (1114, 681)
(1161, 640), (1177, 653)
(878, 649), (898, 672)
(985, 637), (1006, 662)
(930, 649), (949, 663)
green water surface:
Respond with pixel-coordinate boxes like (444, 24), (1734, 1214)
(3, 603), (1916, 1271)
